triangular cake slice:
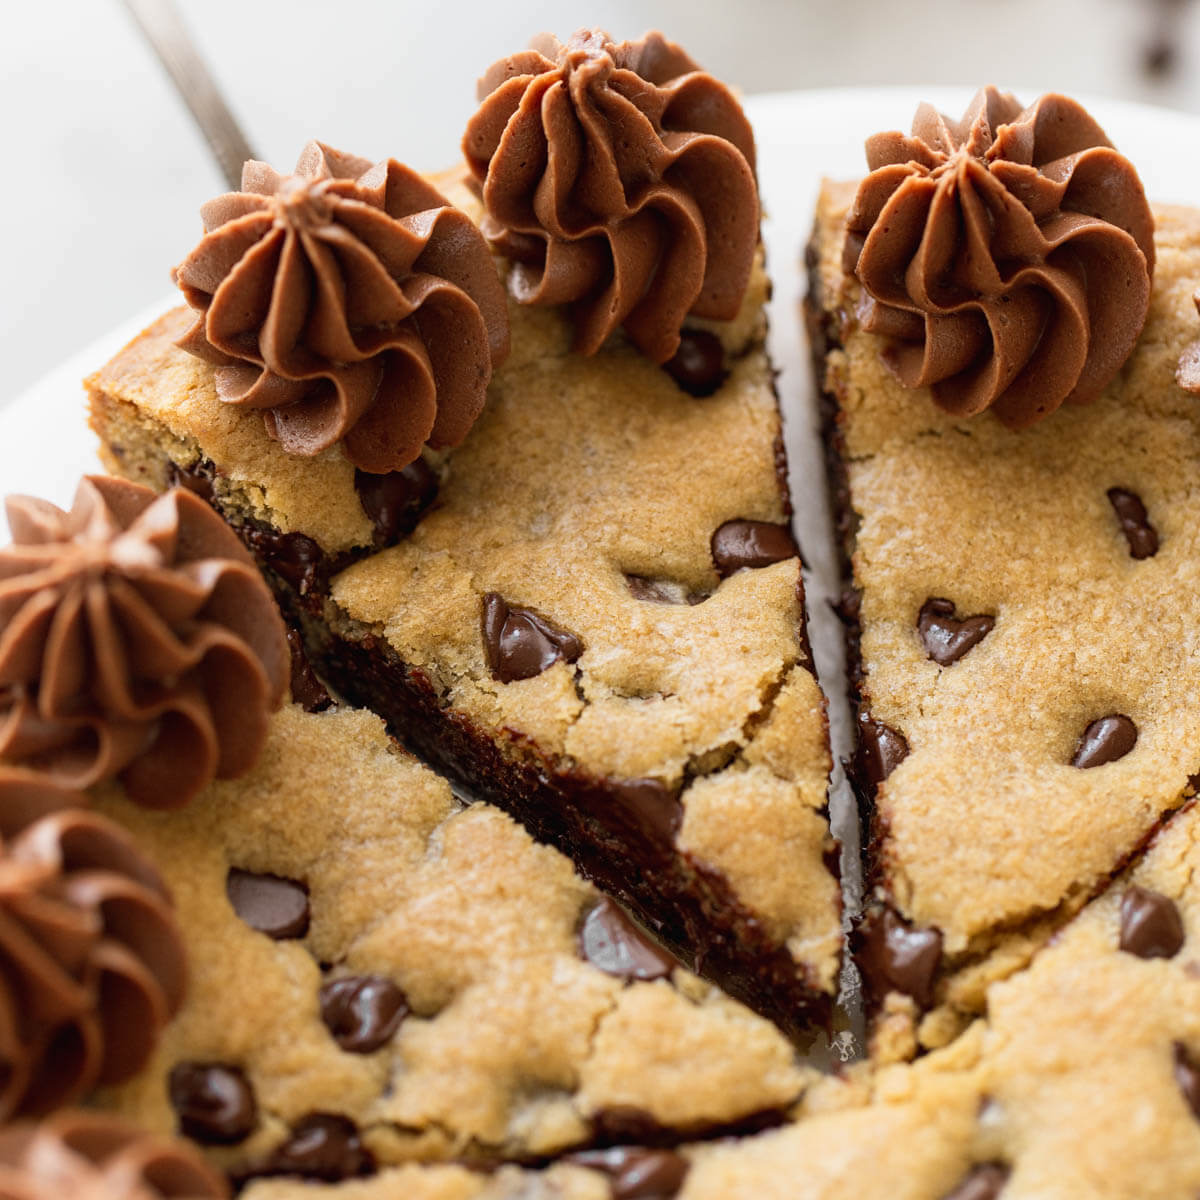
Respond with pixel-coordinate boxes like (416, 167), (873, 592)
(86, 35), (843, 1039)
(89, 240), (839, 1037)
(806, 95), (1200, 1056)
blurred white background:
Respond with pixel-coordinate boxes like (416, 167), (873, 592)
(5, 0), (1200, 405)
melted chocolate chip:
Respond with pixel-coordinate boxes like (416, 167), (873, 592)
(169, 459), (216, 503)
(481, 593), (583, 683)
(625, 575), (703, 605)
(662, 330), (727, 397)
(246, 529), (327, 596)
(226, 868), (310, 939)
(857, 715), (909, 785)
(1119, 885), (1185, 959)
(570, 1146), (689, 1200)
(856, 906), (942, 1009)
(267, 1114), (374, 1182)
(1108, 487), (1159, 559)
(941, 1162), (1010, 1200)
(1175, 1043), (1200, 1120)
(169, 1063), (257, 1145)
(608, 778), (683, 846)
(579, 899), (675, 982)
(355, 460), (438, 545)
(287, 628), (332, 712)
(710, 520), (798, 577)
(917, 598), (995, 666)
(1071, 714), (1138, 769)
(320, 975), (409, 1053)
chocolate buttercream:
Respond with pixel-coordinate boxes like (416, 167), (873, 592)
(844, 87), (1155, 427)
(0, 476), (288, 807)
(0, 1109), (227, 1198)
(174, 141), (510, 473)
(0, 809), (186, 1119)
(464, 29), (758, 362)
(0, 765), (86, 838)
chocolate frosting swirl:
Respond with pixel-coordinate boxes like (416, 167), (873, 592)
(0, 809), (186, 1120)
(463, 29), (758, 362)
(174, 141), (510, 474)
(843, 87), (1155, 427)
(0, 765), (87, 838)
(0, 476), (288, 807)
(0, 1110), (227, 1198)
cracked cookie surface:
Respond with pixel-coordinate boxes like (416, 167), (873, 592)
(90, 704), (811, 1177)
(287, 797), (1200, 1198)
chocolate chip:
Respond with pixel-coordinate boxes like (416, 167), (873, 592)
(856, 906), (942, 1009)
(625, 575), (703, 605)
(481, 593), (583, 683)
(1119, 885), (1185, 959)
(267, 1114), (374, 1182)
(169, 459), (216, 503)
(940, 1163), (1010, 1200)
(287, 629), (332, 712)
(247, 529), (326, 596)
(570, 1146), (689, 1200)
(1107, 488), (1159, 559)
(608, 778), (683, 846)
(579, 899), (675, 982)
(1175, 1043), (1200, 1120)
(710, 520), (798, 577)
(355, 460), (438, 545)
(662, 330), (726, 397)
(320, 975), (409, 1053)
(917, 598), (994, 666)
(857, 715), (909, 785)
(1071, 714), (1138, 768)
(833, 588), (861, 627)
(226, 868), (310, 939)
(169, 1063), (257, 1145)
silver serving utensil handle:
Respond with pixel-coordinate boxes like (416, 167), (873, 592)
(120, 0), (257, 190)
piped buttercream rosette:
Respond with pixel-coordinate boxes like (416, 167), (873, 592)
(0, 779), (187, 1122)
(0, 1109), (226, 1197)
(464, 29), (759, 363)
(0, 476), (288, 808)
(844, 86), (1155, 427)
(173, 141), (510, 474)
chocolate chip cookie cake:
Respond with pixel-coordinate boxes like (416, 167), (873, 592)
(86, 31), (842, 1039)
(807, 86), (1200, 1056)
(7, 25), (1200, 1198)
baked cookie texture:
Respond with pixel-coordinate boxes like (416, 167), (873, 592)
(809, 179), (1200, 1053)
(88, 172), (842, 1038)
(90, 703), (812, 1176)
(686, 794), (1200, 1199)
(239, 796), (1200, 1198)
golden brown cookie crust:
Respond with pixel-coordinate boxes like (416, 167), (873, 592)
(812, 179), (1200, 1038)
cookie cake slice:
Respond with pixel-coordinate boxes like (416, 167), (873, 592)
(0, 475), (816, 1187)
(87, 30), (842, 1038)
(806, 85), (1200, 1055)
